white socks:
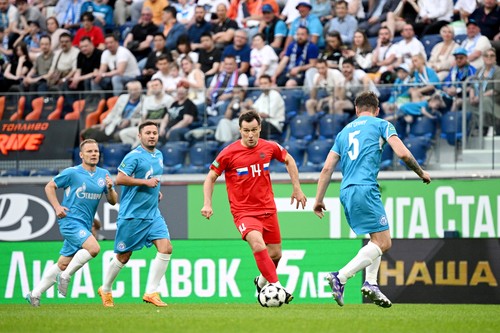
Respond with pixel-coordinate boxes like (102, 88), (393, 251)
(102, 256), (124, 293)
(32, 264), (62, 298)
(145, 253), (171, 294)
(60, 249), (93, 279)
(257, 275), (268, 288)
(338, 242), (383, 284)
(365, 256), (381, 285)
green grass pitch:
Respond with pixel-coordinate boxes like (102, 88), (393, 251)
(1, 303), (499, 333)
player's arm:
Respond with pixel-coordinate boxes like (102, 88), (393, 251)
(105, 174), (118, 205)
(314, 151), (340, 218)
(116, 170), (159, 188)
(283, 153), (307, 209)
(387, 135), (431, 184)
(45, 180), (69, 218)
(201, 169), (219, 219)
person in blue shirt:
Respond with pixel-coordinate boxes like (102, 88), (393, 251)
(26, 139), (118, 307)
(258, 4), (287, 54)
(284, 2), (325, 53)
(81, 0), (114, 32)
(188, 5), (212, 51)
(98, 121), (173, 308)
(313, 91), (431, 308)
(272, 26), (319, 87)
(221, 29), (251, 74)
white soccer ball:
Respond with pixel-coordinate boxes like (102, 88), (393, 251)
(258, 283), (286, 307)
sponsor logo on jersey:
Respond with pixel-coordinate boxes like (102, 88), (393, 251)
(76, 183), (103, 200)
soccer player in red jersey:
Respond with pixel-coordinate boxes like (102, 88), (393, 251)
(201, 109), (307, 304)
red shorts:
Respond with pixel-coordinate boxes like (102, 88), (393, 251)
(234, 213), (281, 244)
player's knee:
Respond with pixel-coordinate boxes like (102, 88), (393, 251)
(88, 244), (100, 257)
(162, 243), (173, 254)
(57, 262), (69, 271)
(117, 253), (131, 264)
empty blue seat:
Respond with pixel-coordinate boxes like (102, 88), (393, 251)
(281, 88), (303, 117)
(1, 169), (30, 177)
(289, 114), (315, 141)
(31, 168), (59, 176)
(177, 141), (219, 174)
(282, 140), (308, 166)
(401, 137), (432, 166)
(101, 143), (131, 172)
(318, 113), (349, 139)
(421, 34), (443, 58)
(440, 111), (471, 146)
(454, 34), (467, 45)
(305, 139), (334, 171)
(160, 142), (189, 174)
(409, 116), (437, 138)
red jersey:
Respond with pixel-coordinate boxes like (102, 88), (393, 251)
(210, 139), (287, 217)
(72, 26), (105, 48)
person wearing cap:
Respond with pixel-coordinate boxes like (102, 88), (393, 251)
(442, 47), (477, 111)
(381, 63), (412, 117)
(227, 0), (279, 28)
(460, 18), (492, 69)
(469, 0), (500, 41)
(258, 3), (287, 54)
(283, 1), (324, 56)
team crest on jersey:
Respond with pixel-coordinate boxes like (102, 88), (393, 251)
(260, 153), (265, 159)
(159, 157), (164, 168)
(97, 178), (105, 187)
(380, 215), (388, 226)
(79, 229), (87, 238)
(117, 242), (126, 251)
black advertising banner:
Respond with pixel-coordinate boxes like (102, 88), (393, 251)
(0, 184), (188, 241)
(369, 239), (500, 304)
(0, 120), (78, 160)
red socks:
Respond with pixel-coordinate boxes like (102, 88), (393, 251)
(253, 249), (278, 283)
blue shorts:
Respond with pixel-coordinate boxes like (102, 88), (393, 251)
(59, 219), (92, 257)
(340, 185), (389, 235)
(115, 216), (170, 253)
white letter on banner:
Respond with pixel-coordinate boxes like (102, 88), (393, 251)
(299, 272), (316, 298)
(219, 259), (241, 297)
(277, 250), (306, 293)
(318, 272), (331, 298)
(396, 197), (411, 238)
(33, 260), (57, 298)
(435, 186), (455, 238)
(408, 198), (430, 238)
(71, 264), (94, 298)
(194, 259), (216, 297)
(473, 196), (495, 237)
(385, 197), (394, 238)
(171, 259), (192, 297)
(5, 251), (29, 298)
(102, 251), (124, 297)
(456, 196), (474, 237)
(274, 198), (341, 238)
(127, 259), (146, 297)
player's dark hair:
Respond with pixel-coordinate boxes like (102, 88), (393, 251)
(355, 91), (379, 112)
(239, 109), (261, 127)
(139, 121), (159, 133)
(80, 139), (98, 151)
(259, 74), (271, 82)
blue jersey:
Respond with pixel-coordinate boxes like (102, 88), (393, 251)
(117, 145), (164, 219)
(332, 116), (397, 190)
(53, 165), (111, 229)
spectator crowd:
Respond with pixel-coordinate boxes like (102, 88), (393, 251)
(1, 0), (499, 144)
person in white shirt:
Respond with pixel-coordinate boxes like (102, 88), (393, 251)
(92, 34), (141, 96)
(413, 0), (453, 38)
(460, 19), (492, 70)
(305, 59), (345, 116)
(249, 33), (278, 86)
(394, 23), (426, 68)
(453, 0), (477, 21)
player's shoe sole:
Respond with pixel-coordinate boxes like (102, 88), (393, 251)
(361, 281), (392, 308)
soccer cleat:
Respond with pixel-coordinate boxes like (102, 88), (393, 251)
(284, 290), (294, 304)
(25, 292), (40, 307)
(143, 292), (168, 307)
(254, 276), (263, 293)
(361, 281), (392, 308)
(326, 272), (345, 306)
(57, 273), (70, 297)
(98, 287), (114, 307)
